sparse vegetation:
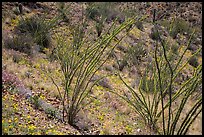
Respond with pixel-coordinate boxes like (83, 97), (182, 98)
(110, 22), (202, 135)
(3, 33), (36, 55)
(125, 42), (147, 66)
(135, 20), (144, 31)
(2, 2), (202, 135)
(164, 18), (193, 39)
(188, 56), (199, 68)
(15, 14), (60, 53)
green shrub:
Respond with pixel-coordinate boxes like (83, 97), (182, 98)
(125, 42), (147, 66)
(171, 44), (179, 55)
(45, 108), (56, 119)
(170, 18), (192, 39)
(159, 18), (195, 39)
(188, 56), (199, 68)
(135, 20), (144, 31)
(86, 2), (116, 21)
(85, 3), (101, 21)
(30, 95), (40, 109)
(150, 26), (160, 41)
(57, 2), (70, 23)
(3, 33), (36, 55)
(15, 15), (60, 52)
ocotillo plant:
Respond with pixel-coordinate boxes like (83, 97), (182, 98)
(49, 12), (136, 126)
(110, 16), (202, 134)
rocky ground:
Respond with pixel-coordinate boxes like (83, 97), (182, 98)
(2, 2), (202, 135)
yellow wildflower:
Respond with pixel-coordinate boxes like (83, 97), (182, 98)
(9, 125), (13, 129)
(28, 125), (36, 131)
(40, 95), (45, 100)
(14, 117), (18, 122)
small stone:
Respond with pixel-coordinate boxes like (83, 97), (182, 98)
(5, 18), (11, 24)
(104, 65), (114, 72)
(183, 32), (188, 35)
(24, 7), (31, 13)
(137, 128), (141, 132)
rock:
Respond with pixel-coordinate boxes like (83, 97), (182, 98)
(17, 87), (33, 99)
(103, 65), (114, 72)
(137, 128), (141, 132)
(24, 7), (31, 13)
(5, 18), (11, 24)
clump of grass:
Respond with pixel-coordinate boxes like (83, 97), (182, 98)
(125, 42), (147, 66)
(30, 95), (41, 109)
(15, 14), (60, 53)
(161, 18), (193, 39)
(135, 20), (144, 31)
(188, 56), (199, 68)
(57, 2), (71, 23)
(150, 25), (160, 41)
(171, 43), (179, 55)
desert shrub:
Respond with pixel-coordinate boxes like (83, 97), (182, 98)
(111, 23), (202, 135)
(86, 2), (124, 24)
(86, 3), (107, 37)
(159, 18), (196, 40)
(118, 59), (128, 71)
(15, 14), (60, 52)
(188, 56), (199, 68)
(57, 2), (71, 23)
(85, 3), (101, 21)
(125, 42), (147, 66)
(3, 33), (36, 55)
(150, 26), (160, 41)
(135, 20), (144, 31)
(45, 107), (56, 119)
(169, 18), (192, 39)
(171, 43), (179, 55)
(86, 2), (113, 21)
(30, 95), (41, 109)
